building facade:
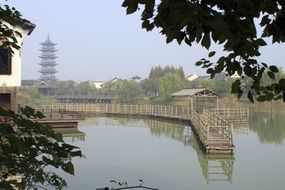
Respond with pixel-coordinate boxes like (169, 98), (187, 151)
(0, 21), (35, 110)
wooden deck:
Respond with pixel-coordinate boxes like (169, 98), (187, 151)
(34, 108), (84, 128)
(35, 104), (248, 154)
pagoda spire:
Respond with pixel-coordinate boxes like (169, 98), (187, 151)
(38, 35), (58, 83)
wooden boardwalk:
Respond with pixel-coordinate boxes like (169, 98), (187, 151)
(34, 108), (84, 128)
(35, 104), (248, 154)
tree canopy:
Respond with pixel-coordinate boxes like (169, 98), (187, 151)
(0, 107), (82, 189)
(122, 0), (285, 102)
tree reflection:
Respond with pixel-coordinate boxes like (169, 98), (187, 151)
(249, 111), (285, 144)
(146, 119), (235, 183)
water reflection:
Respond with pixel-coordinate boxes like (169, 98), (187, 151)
(232, 123), (249, 135)
(83, 117), (235, 184)
(146, 119), (235, 184)
(189, 133), (234, 183)
(54, 128), (86, 142)
(249, 111), (285, 144)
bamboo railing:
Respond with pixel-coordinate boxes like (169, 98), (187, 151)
(35, 104), (237, 153)
(208, 107), (249, 122)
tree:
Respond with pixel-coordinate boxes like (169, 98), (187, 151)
(122, 0), (285, 102)
(0, 107), (82, 190)
(54, 80), (76, 95)
(0, 4), (82, 189)
(100, 80), (144, 103)
(141, 78), (159, 97)
(158, 73), (184, 102)
(0, 4), (24, 53)
(17, 87), (56, 106)
(73, 81), (97, 96)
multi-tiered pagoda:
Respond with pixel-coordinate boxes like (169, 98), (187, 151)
(39, 35), (57, 83)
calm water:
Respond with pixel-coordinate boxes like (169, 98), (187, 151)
(58, 110), (285, 190)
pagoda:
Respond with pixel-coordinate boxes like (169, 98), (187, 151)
(39, 34), (57, 83)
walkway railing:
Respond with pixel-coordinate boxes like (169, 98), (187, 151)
(208, 107), (249, 122)
(35, 104), (237, 153)
(35, 104), (193, 118)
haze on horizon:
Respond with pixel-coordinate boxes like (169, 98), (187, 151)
(4, 0), (285, 82)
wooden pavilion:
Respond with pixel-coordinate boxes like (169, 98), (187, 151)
(171, 88), (219, 113)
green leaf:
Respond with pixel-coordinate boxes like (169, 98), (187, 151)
(267, 71), (275, 80)
(247, 91), (254, 103)
(206, 68), (214, 74)
(62, 162), (74, 175)
(195, 61), (202, 66)
(256, 38), (267, 46)
(237, 90), (243, 99)
(231, 80), (241, 94)
(201, 33), (210, 49)
(269, 65), (279, 73)
(257, 95), (266, 102)
(208, 51), (216, 57)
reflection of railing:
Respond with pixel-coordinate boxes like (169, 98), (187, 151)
(190, 133), (234, 183)
(233, 123), (249, 135)
(146, 118), (234, 183)
(79, 116), (235, 183)
(53, 128), (86, 142)
(208, 107), (249, 123)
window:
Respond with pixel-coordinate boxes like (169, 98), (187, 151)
(0, 48), (11, 75)
(0, 93), (11, 110)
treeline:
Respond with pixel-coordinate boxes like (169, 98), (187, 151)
(18, 66), (285, 105)
(149, 65), (185, 79)
(18, 66), (187, 105)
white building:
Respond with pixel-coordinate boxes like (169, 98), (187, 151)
(0, 20), (35, 110)
(90, 81), (104, 89)
(185, 73), (199, 81)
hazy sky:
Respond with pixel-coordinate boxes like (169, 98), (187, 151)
(3, 0), (285, 81)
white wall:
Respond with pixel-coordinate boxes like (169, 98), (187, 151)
(0, 25), (31, 87)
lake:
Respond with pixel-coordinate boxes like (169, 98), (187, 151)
(58, 110), (285, 190)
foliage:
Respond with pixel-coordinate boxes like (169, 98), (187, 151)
(96, 179), (159, 190)
(54, 80), (76, 96)
(17, 87), (57, 106)
(260, 67), (285, 87)
(158, 73), (184, 102)
(191, 77), (237, 96)
(149, 65), (185, 79)
(0, 106), (82, 190)
(143, 66), (186, 103)
(99, 80), (144, 104)
(0, 4), (25, 52)
(122, 0), (285, 102)
(72, 81), (97, 96)
(140, 78), (159, 98)
(249, 111), (285, 144)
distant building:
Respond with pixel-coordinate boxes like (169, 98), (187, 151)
(101, 76), (120, 87)
(171, 88), (219, 113)
(0, 20), (35, 111)
(108, 76), (119, 83)
(21, 79), (38, 87)
(130, 75), (142, 83)
(90, 81), (104, 89)
(185, 73), (199, 81)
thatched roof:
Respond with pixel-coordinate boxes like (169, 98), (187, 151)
(171, 88), (219, 97)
